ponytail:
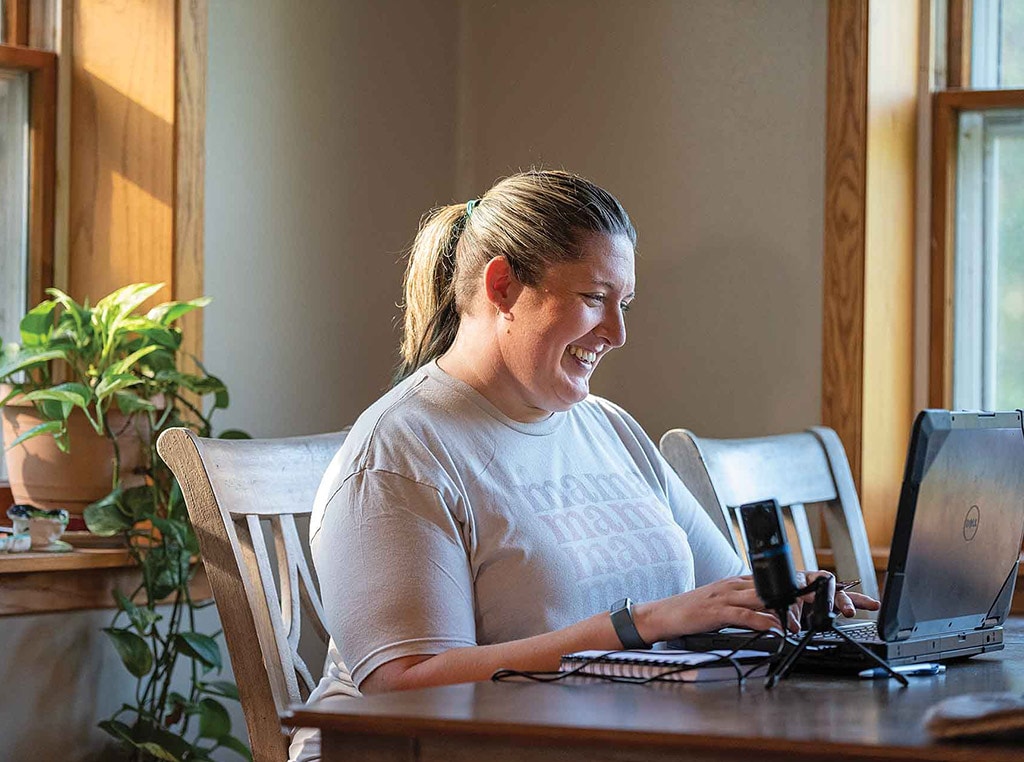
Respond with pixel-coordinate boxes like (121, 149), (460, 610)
(394, 204), (468, 384)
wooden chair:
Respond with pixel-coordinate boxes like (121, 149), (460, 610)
(157, 427), (354, 762)
(659, 426), (879, 602)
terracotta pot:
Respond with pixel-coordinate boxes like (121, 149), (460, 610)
(1, 390), (151, 519)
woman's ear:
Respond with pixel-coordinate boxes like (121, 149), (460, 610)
(483, 256), (521, 316)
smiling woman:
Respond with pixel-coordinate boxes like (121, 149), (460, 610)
(293, 170), (879, 762)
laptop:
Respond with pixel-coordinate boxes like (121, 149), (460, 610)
(673, 409), (1024, 669)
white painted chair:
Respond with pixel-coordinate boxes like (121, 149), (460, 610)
(659, 426), (879, 603)
(157, 427), (355, 762)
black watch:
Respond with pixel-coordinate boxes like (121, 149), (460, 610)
(609, 597), (649, 649)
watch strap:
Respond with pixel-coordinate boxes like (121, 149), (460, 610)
(609, 597), (649, 649)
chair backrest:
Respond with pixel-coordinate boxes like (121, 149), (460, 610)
(659, 426), (879, 602)
(157, 427), (349, 762)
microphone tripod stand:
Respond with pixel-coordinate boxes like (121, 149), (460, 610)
(764, 576), (908, 689)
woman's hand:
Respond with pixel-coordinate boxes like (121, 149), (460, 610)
(632, 575), (785, 643)
(633, 571), (883, 643)
(793, 570), (881, 627)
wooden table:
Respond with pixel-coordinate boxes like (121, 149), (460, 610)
(288, 620), (1024, 762)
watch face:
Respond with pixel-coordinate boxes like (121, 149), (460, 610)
(613, 598), (630, 611)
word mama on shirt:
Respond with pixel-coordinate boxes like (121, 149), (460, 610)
(515, 469), (695, 612)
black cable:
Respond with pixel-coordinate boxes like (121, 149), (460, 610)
(491, 637), (780, 687)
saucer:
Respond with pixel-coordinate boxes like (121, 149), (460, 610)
(34, 540), (73, 553)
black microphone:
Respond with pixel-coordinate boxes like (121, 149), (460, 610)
(740, 499), (800, 611)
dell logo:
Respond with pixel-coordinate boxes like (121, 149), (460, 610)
(963, 505), (980, 541)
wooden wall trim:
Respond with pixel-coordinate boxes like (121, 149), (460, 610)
(27, 45), (56, 306)
(822, 0), (869, 489)
(929, 94), (957, 408)
(2, 0), (30, 45)
(947, 0), (972, 88)
(824, 0), (919, 547)
(173, 0), (207, 369)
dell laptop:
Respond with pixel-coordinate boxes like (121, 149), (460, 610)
(674, 409), (1024, 669)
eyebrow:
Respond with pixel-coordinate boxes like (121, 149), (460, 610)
(589, 279), (635, 299)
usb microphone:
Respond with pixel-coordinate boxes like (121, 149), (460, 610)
(740, 498), (799, 611)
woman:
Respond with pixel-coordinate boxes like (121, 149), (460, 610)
(308, 170), (878, 696)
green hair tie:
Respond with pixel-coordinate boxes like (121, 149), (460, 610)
(466, 198), (480, 218)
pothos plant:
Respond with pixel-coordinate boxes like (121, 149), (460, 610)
(0, 283), (251, 761)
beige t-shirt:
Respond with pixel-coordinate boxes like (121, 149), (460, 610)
(309, 361), (742, 687)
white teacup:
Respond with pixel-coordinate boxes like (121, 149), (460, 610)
(7, 506), (69, 549)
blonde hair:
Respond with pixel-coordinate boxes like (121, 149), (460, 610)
(395, 170), (636, 384)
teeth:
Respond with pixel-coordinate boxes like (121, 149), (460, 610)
(568, 346), (597, 363)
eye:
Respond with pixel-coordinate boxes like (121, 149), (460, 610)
(620, 301), (632, 313)
(581, 293), (606, 306)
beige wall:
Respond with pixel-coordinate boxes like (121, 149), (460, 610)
(206, 0), (827, 443)
(204, 0), (460, 436)
(457, 0), (828, 438)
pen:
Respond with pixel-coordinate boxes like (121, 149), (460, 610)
(836, 578), (860, 592)
(858, 663), (945, 679)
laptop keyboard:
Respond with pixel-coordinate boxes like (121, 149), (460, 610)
(814, 621), (882, 643)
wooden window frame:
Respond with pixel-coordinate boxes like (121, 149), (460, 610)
(0, 43), (56, 308)
(929, 0), (1024, 407)
(1, 0), (30, 47)
(0, 43), (57, 503)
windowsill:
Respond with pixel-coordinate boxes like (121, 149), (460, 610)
(0, 543), (211, 616)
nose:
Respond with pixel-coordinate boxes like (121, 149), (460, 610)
(597, 303), (627, 349)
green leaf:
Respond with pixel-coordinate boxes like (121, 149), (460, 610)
(113, 589), (160, 635)
(155, 370), (226, 398)
(37, 398), (72, 421)
(5, 419), (63, 451)
(151, 517), (187, 547)
(150, 567), (181, 600)
(197, 697), (231, 739)
(19, 300), (56, 347)
(97, 719), (135, 745)
(147, 296), (211, 326)
(0, 347), (65, 380)
(174, 632), (222, 671)
(136, 742), (179, 762)
(22, 382), (92, 411)
(121, 485), (157, 523)
(216, 734), (253, 761)
(140, 347), (177, 373)
(84, 497), (132, 536)
(46, 287), (88, 333)
(103, 628), (153, 678)
(95, 282), (166, 323)
(198, 680), (240, 701)
(95, 373), (142, 400)
(106, 345), (159, 376)
(113, 390), (158, 415)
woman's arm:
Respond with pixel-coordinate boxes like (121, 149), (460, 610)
(362, 571), (881, 694)
(361, 575), (786, 693)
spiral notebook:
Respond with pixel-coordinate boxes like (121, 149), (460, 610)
(560, 649), (769, 683)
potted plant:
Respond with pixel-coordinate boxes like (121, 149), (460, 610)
(0, 283), (214, 521)
(1, 283), (250, 760)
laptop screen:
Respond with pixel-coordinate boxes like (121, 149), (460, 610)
(879, 410), (1024, 640)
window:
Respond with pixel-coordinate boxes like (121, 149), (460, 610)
(0, 66), (29, 346)
(0, 42), (57, 485)
(930, 1), (1024, 410)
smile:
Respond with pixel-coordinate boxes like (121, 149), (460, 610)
(567, 345), (598, 364)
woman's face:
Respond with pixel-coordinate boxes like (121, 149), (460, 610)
(495, 233), (635, 421)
